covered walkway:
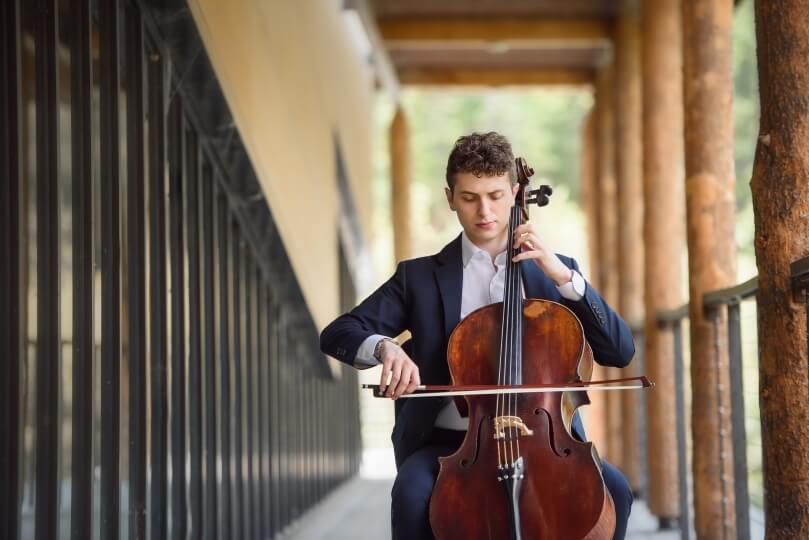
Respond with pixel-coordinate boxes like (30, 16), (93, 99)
(3, 0), (809, 539)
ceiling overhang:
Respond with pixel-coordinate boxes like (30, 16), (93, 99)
(369, 0), (620, 90)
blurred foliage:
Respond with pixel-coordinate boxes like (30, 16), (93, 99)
(733, 0), (759, 277)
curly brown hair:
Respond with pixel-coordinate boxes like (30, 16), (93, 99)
(445, 131), (516, 190)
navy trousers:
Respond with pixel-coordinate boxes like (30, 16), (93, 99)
(391, 430), (633, 540)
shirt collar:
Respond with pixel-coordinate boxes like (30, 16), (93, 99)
(461, 231), (508, 268)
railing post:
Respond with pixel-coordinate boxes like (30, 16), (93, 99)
(727, 301), (750, 540)
(672, 319), (690, 540)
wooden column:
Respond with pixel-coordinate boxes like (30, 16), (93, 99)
(614, 2), (644, 494)
(682, 1), (738, 537)
(390, 105), (412, 262)
(642, 0), (685, 521)
(581, 111), (599, 292)
(751, 2), (809, 537)
(595, 64), (622, 468)
(580, 110), (606, 451)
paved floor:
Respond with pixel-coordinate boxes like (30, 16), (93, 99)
(284, 449), (684, 540)
(283, 475), (687, 540)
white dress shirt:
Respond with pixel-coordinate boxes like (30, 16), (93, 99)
(355, 232), (586, 430)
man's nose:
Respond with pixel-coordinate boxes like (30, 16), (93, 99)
(478, 199), (491, 215)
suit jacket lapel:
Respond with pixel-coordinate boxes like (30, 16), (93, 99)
(435, 234), (463, 342)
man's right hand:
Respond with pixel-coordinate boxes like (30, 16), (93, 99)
(378, 340), (421, 399)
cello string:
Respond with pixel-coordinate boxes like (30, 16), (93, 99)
(513, 204), (522, 463)
(501, 206), (517, 468)
(507, 204), (519, 467)
(505, 204), (518, 468)
(495, 240), (507, 472)
(503, 207), (516, 463)
(496, 204), (512, 470)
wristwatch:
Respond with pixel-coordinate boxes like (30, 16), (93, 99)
(373, 337), (397, 362)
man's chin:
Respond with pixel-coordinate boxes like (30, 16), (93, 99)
(465, 228), (504, 244)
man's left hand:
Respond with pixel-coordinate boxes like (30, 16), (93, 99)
(511, 223), (573, 286)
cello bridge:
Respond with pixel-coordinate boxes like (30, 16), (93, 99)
(493, 416), (534, 440)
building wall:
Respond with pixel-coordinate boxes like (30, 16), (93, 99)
(189, 0), (376, 329)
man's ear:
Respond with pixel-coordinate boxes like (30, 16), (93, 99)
(511, 183), (520, 196)
(445, 187), (456, 211)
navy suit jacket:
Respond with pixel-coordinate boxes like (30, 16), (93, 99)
(320, 234), (635, 467)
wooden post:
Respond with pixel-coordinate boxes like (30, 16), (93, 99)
(390, 106), (412, 262)
(614, 2), (644, 495)
(595, 64), (622, 468)
(581, 111), (599, 292)
(751, 2), (809, 537)
(580, 110), (607, 451)
(642, 0), (685, 521)
(682, 0), (738, 537)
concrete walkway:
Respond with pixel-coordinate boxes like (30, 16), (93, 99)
(283, 450), (689, 540)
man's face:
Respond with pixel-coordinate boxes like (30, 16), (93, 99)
(445, 172), (519, 249)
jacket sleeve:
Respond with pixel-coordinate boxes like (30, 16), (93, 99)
(559, 257), (635, 368)
(319, 261), (410, 367)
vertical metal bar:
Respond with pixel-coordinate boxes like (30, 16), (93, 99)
(186, 127), (203, 540)
(243, 255), (255, 539)
(217, 193), (231, 540)
(269, 303), (280, 536)
(1, 0), (22, 537)
(266, 298), (275, 538)
(312, 375), (319, 502)
(673, 320), (690, 540)
(125, 5), (147, 538)
(231, 223), (243, 540)
(279, 309), (290, 529)
(147, 45), (168, 540)
(288, 319), (295, 522)
(328, 379), (335, 488)
(252, 268), (262, 539)
(727, 302), (750, 540)
(295, 344), (304, 517)
(256, 275), (268, 539)
(310, 375), (316, 505)
(69, 0), (93, 536)
(167, 95), (187, 540)
(99, 0), (122, 536)
(201, 163), (217, 540)
(306, 373), (313, 506)
(311, 373), (318, 502)
(33, 0), (60, 537)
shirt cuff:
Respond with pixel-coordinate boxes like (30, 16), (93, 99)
(557, 269), (586, 301)
(354, 334), (387, 368)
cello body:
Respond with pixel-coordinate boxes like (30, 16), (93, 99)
(429, 299), (615, 539)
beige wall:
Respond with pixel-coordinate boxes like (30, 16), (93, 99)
(189, 0), (376, 330)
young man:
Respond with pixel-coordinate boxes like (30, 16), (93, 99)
(320, 132), (635, 539)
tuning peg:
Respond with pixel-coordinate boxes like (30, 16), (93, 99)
(526, 185), (553, 207)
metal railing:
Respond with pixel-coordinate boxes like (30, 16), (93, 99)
(0, 0), (362, 538)
(657, 255), (809, 540)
